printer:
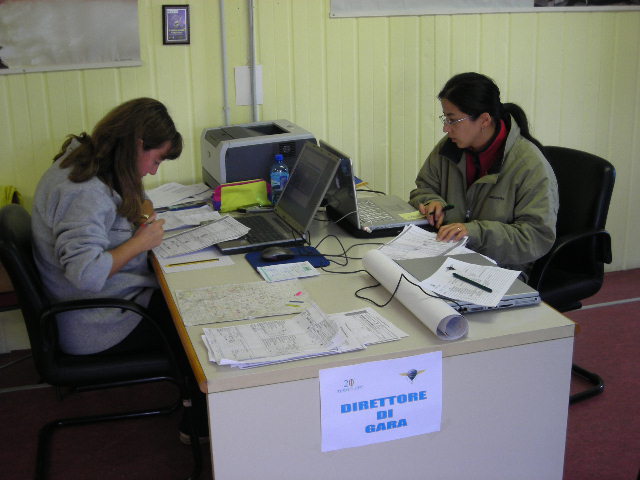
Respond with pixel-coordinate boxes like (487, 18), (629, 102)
(200, 119), (316, 187)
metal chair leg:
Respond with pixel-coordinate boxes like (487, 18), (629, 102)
(34, 401), (181, 479)
(569, 363), (605, 404)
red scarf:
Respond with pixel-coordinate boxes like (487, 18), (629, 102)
(465, 119), (507, 187)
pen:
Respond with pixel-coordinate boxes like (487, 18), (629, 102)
(452, 272), (493, 293)
(166, 258), (220, 267)
(429, 204), (455, 216)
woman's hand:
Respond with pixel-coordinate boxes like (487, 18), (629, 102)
(108, 214), (165, 276)
(419, 201), (447, 229)
(133, 214), (165, 250)
(437, 222), (467, 242)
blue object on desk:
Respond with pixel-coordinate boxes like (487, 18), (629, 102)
(245, 246), (329, 270)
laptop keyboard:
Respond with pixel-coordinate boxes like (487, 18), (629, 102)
(239, 215), (290, 242)
(358, 200), (395, 224)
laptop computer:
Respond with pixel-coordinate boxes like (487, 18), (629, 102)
(216, 141), (341, 255)
(320, 141), (430, 238)
(395, 253), (541, 313)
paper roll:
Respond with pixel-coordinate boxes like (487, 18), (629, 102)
(362, 249), (468, 341)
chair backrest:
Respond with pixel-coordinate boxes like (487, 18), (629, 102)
(0, 204), (54, 376)
(530, 146), (615, 300)
(547, 146), (615, 245)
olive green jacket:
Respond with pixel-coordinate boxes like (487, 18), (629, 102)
(409, 119), (558, 274)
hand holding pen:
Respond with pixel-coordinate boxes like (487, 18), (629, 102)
(419, 201), (454, 230)
(135, 212), (166, 250)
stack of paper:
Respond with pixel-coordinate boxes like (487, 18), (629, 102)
(202, 306), (408, 369)
(146, 182), (211, 209)
(175, 280), (311, 326)
(378, 224), (469, 260)
(153, 216), (250, 258)
(156, 205), (222, 231)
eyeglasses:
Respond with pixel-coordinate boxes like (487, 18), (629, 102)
(439, 115), (471, 127)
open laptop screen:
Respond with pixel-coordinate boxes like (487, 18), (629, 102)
(320, 141), (360, 226)
(275, 142), (341, 234)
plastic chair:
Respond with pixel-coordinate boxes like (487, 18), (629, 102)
(529, 146), (615, 405)
(0, 204), (202, 479)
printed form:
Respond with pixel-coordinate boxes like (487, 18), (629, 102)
(420, 257), (521, 307)
(153, 216), (249, 258)
(378, 224), (469, 260)
(201, 306), (407, 368)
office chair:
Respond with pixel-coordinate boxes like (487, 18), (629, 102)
(529, 146), (615, 405)
(0, 204), (202, 479)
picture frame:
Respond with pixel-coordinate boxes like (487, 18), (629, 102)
(162, 5), (190, 45)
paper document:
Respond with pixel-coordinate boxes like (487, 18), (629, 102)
(146, 182), (210, 209)
(157, 205), (221, 231)
(175, 280), (311, 326)
(320, 351), (442, 452)
(419, 257), (521, 307)
(331, 308), (408, 345)
(202, 303), (365, 368)
(378, 224), (468, 260)
(200, 306), (407, 368)
(153, 216), (249, 258)
(257, 261), (320, 282)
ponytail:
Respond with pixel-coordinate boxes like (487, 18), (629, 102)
(502, 103), (543, 151)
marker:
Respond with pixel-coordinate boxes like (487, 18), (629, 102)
(166, 258), (220, 267)
(452, 272), (493, 293)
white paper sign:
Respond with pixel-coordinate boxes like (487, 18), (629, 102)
(319, 351), (442, 452)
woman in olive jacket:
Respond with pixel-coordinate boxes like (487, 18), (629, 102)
(410, 72), (558, 278)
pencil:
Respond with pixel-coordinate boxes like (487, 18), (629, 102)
(166, 258), (220, 267)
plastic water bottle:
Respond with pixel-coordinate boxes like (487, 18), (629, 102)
(270, 154), (289, 204)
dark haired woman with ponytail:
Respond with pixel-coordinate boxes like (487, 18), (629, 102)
(409, 72), (558, 278)
(32, 98), (207, 443)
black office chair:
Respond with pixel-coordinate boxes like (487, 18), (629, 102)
(0, 204), (202, 479)
(529, 146), (615, 405)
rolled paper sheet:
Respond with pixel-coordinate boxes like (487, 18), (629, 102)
(362, 249), (468, 341)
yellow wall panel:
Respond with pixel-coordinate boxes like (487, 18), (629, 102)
(418, 16), (439, 168)
(0, 0), (638, 269)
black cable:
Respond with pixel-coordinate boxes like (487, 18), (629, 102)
(355, 271), (462, 309)
(356, 188), (386, 195)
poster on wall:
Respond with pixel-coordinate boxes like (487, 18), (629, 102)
(330, 0), (640, 17)
(0, 0), (141, 75)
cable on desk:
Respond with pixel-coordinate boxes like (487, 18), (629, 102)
(342, 241), (385, 260)
(356, 188), (386, 195)
(311, 234), (366, 271)
(356, 271), (462, 309)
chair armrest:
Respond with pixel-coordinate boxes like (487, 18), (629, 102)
(44, 297), (151, 318)
(40, 297), (180, 371)
(532, 229), (612, 290)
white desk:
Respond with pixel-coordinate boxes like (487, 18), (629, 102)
(155, 221), (574, 480)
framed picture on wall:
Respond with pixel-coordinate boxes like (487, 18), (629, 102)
(162, 5), (190, 45)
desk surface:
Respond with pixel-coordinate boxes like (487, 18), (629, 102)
(154, 219), (574, 394)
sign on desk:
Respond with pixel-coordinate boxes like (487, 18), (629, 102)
(319, 351), (442, 452)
